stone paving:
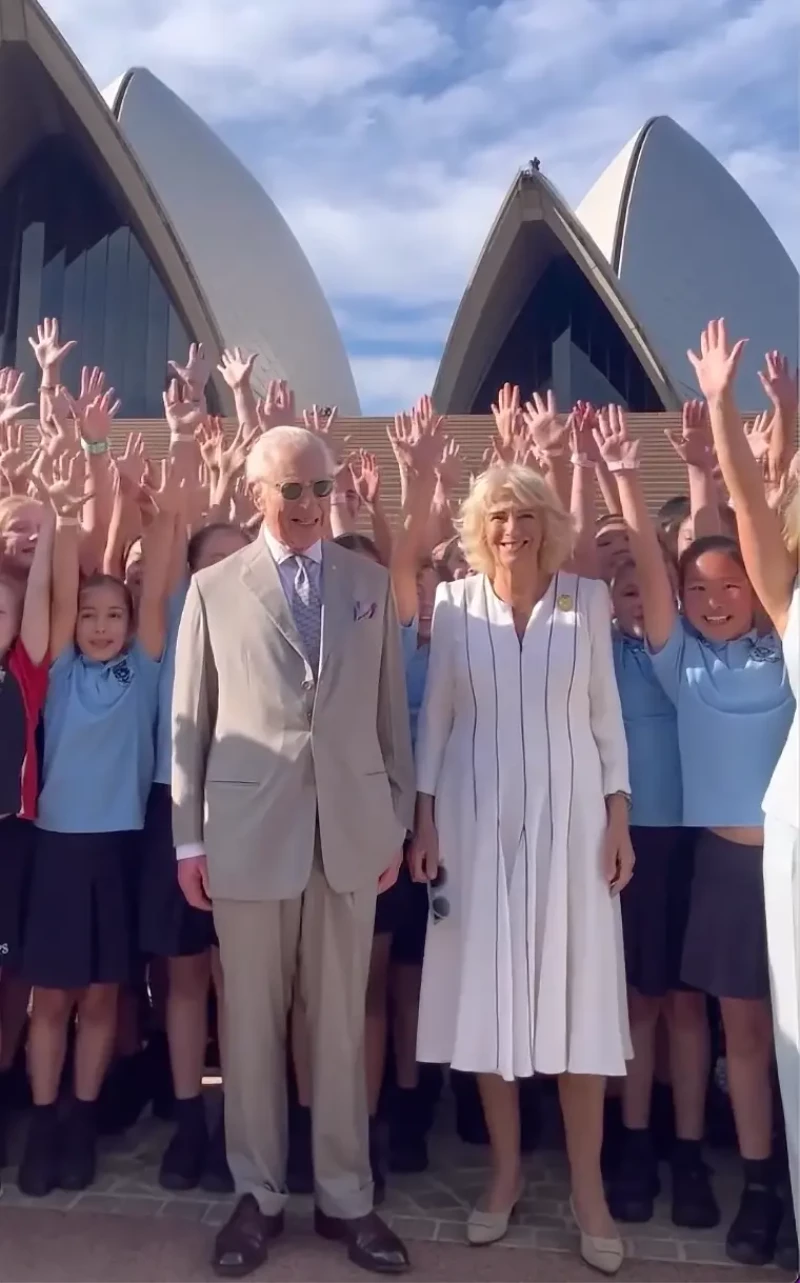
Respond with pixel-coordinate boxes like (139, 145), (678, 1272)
(1, 1101), (783, 1273)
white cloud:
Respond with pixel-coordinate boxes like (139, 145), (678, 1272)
(39, 0), (800, 410)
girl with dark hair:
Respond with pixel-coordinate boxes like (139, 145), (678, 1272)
(18, 461), (178, 1199)
(597, 406), (794, 1267)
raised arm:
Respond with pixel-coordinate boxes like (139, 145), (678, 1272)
(136, 462), (181, 660)
(688, 320), (796, 636)
(594, 406), (677, 651)
(19, 504), (55, 665)
(665, 400), (722, 541)
(386, 404), (443, 624)
(35, 449), (87, 660)
(217, 347), (259, 438)
(569, 406), (601, 577)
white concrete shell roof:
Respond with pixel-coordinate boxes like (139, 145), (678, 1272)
(0, 0), (224, 390)
(432, 166), (681, 414)
(103, 69), (360, 414)
(577, 116), (799, 407)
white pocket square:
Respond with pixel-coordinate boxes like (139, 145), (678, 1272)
(354, 601), (377, 621)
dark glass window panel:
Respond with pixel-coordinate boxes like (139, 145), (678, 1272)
(102, 228), (131, 397)
(144, 264), (170, 418)
(122, 235), (150, 418)
(473, 254), (663, 413)
(0, 135), (202, 416)
(81, 236), (109, 371)
(14, 220), (44, 387)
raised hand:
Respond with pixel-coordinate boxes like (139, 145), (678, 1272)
(163, 378), (207, 438)
(436, 437), (463, 491)
(0, 367), (35, 426)
(217, 419), (259, 481)
(76, 366), (106, 419)
(74, 388), (121, 444)
(302, 403), (337, 436)
(665, 399), (715, 468)
(33, 447), (89, 517)
(687, 319), (747, 401)
(217, 347), (257, 392)
(169, 342), (211, 401)
(142, 457), (187, 516)
(36, 413), (75, 463)
(196, 418), (224, 473)
(351, 450), (381, 507)
(490, 383), (523, 454)
(758, 350), (798, 414)
(258, 379), (296, 431)
(522, 389), (569, 458)
(0, 422), (32, 487)
(115, 432), (147, 490)
(570, 403), (600, 464)
(742, 411), (774, 464)
(27, 318), (77, 383)
(593, 405), (640, 473)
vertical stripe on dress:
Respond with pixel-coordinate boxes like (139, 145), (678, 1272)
(540, 573), (559, 1059)
(482, 576), (502, 1072)
(462, 583), (479, 822)
(563, 578), (580, 1063)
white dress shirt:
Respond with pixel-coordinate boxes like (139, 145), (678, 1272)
(175, 530), (323, 862)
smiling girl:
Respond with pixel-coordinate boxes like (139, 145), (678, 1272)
(597, 404), (794, 1268)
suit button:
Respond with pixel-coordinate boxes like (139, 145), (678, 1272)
(302, 679), (313, 691)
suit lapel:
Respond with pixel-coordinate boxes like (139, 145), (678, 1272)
(319, 541), (353, 681)
(240, 537), (306, 663)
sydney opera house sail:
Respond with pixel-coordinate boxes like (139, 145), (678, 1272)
(433, 167), (679, 415)
(435, 115), (798, 417)
(0, 0), (360, 415)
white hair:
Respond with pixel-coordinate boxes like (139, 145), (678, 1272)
(245, 425), (335, 484)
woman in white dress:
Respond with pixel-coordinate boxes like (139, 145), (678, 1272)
(411, 464), (633, 1274)
(692, 321), (799, 1273)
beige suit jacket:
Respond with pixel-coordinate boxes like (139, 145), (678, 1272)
(171, 535), (415, 900)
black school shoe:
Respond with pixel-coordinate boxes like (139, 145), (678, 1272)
(608, 1128), (660, 1223)
(671, 1144), (720, 1229)
(726, 1183), (782, 1266)
(775, 1193), (799, 1274)
(58, 1099), (98, 1191)
(17, 1104), (60, 1198)
(159, 1096), (208, 1192)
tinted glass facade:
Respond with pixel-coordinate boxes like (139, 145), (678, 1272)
(473, 254), (663, 413)
(0, 137), (209, 417)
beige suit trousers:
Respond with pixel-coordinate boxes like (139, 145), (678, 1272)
(213, 842), (377, 1219)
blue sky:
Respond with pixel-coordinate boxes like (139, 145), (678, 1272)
(44, 0), (799, 412)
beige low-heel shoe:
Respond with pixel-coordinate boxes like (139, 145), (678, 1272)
(569, 1198), (624, 1275)
(466, 1181), (524, 1246)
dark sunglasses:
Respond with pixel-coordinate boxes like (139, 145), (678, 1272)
(428, 866), (450, 923)
(276, 479), (334, 501)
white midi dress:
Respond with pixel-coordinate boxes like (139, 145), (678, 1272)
(762, 581), (799, 1227)
(415, 571), (632, 1081)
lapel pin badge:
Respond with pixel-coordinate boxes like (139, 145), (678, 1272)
(557, 593), (573, 612)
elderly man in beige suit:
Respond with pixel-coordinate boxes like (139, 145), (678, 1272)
(171, 425), (415, 1279)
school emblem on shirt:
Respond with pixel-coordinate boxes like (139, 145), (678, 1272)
(112, 659), (133, 686)
(750, 637), (780, 663)
(557, 594), (573, 612)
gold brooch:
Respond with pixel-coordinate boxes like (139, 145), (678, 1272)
(557, 594), (573, 611)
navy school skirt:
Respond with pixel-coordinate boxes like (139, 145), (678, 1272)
(139, 784), (217, 959)
(23, 828), (140, 990)
(0, 815), (34, 973)
(620, 825), (696, 997)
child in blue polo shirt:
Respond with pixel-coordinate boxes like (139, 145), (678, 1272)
(601, 403), (794, 1267)
(606, 557), (713, 1230)
(18, 481), (177, 1200)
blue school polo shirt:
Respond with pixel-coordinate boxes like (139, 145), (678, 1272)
(648, 618), (795, 829)
(154, 583), (188, 787)
(401, 621), (430, 753)
(37, 641), (161, 834)
(612, 632), (682, 828)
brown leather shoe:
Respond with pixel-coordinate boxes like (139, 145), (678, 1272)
(314, 1208), (410, 1274)
(213, 1194), (284, 1278)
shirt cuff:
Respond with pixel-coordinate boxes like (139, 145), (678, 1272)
(176, 843), (206, 861)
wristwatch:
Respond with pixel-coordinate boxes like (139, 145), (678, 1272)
(82, 438), (109, 455)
